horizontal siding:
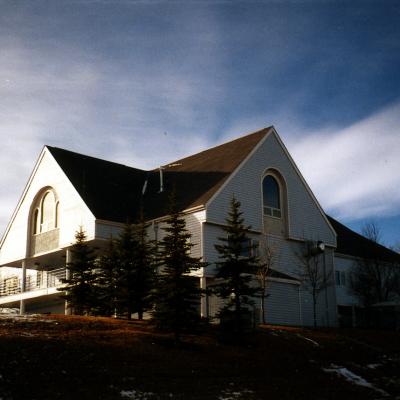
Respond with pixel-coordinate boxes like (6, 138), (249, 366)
(203, 222), (337, 326)
(207, 131), (336, 245)
(262, 281), (301, 326)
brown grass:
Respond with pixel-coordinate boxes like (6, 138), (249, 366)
(0, 315), (398, 399)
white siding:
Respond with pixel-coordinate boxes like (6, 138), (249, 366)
(184, 210), (205, 259)
(206, 130), (336, 245)
(263, 281), (302, 325)
(202, 221), (337, 326)
(0, 148), (95, 266)
(203, 130), (338, 326)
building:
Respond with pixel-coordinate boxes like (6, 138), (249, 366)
(327, 216), (400, 328)
(0, 126), (398, 326)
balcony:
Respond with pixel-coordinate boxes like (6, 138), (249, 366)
(0, 268), (66, 305)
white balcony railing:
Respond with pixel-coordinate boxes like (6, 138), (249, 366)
(0, 268), (66, 298)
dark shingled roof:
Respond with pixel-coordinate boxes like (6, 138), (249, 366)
(47, 130), (399, 264)
(47, 127), (270, 223)
(327, 215), (400, 263)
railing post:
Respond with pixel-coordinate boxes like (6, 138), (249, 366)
(65, 248), (71, 315)
(20, 260), (26, 315)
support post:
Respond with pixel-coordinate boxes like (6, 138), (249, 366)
(200, 276), (208, 319)
(65, 248), (72, 315)
(19, 260), (26, 315)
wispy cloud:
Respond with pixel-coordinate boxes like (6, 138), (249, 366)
(286, 101), (400, 221)
(0, 7), (226, 236)
(0, 1), (399, 244)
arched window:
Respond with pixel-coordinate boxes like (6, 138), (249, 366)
(41, 191), (55, 232)
(31, 189), (59, 234)
(263, 175), (281, 218)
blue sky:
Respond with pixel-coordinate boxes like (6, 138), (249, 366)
(0, 1), (399, 248)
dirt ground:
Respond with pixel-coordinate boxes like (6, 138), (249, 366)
(0, 314), (399, 400)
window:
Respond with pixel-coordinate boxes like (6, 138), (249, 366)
(41, 191), (55, 232)
(228, 237), (259, 258)
(31, 189), (59, 234)
(263, 175), (281, 218)
(335, 271), (347, 286)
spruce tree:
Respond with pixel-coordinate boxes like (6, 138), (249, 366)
(94, 239), (120, 316)
(152, 195), (204, 340)
(113, 219), (154, 320)
(62, 228), (97, 315)
(114, 223), (138, 318)
(127, 217), (154, 320)
(213, 196), (259, 335)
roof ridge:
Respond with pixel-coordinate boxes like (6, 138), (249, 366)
(161, 126), (272, 168)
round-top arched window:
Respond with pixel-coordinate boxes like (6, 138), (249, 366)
(32, 189), (59, 234)
(263, 175), (281, 218)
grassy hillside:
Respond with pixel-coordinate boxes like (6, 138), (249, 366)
(0, 315), (399, 400)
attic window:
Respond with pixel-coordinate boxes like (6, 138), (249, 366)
(263, 175), (281, 218)
(32, 189), (59, 234)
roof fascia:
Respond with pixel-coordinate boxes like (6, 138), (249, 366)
(270, 127), (337, 245)
(204, 127), (273, 210)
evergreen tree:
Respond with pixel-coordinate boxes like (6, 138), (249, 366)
(152, 195), (204, 340)
(114, 223), (138, 318)
(61, 228), (97, 315)
(111, 218), (155, 320)
(94, 239), (120, 316)
(127, 217), (155, 320)
(213, 197), (259, 335)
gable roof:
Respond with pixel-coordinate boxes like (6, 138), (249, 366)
(47, 146), (147, 223)
(47, 127), (270, 222)
(327, 215), (400, 263)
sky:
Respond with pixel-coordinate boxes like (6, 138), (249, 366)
(0, 0), (399, 248)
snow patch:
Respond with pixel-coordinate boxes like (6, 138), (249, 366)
(120, 389), (155, 399)
(366, 363), (382, 369)
(296, 334), (320, 347)
(323, 364), (389, 396)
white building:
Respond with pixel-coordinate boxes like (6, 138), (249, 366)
(0, 126), (397, 326)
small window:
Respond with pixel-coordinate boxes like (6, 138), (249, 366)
(240, 238), (252, 257)
(263, 175), (281, 218)
(228, 236), (259, 258)
(335, 271), (340, 285)
(335, 271), (347, 286)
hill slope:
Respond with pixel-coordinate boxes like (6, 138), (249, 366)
(0, 315), (399, 400)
